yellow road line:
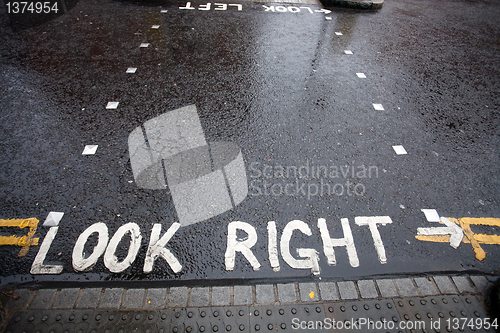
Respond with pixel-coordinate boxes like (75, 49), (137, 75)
(0, 218), (40, 257)
(415, 217), (500, 261)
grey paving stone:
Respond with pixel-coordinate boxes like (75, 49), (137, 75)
(29, 289), (57, 309)
(299, 282), (319, 302)
(145, 288), (167, 308)
(189, 287), (210, 307)
(122, 289), (145, 308)
(76, 288), (102, 308)
(414, 277), (439, 296)
(99, 288), (123, 308)
(376, 279), (398, 298)
(470, 275), (489, 292)
(53, 288), (80, 309)
(167, 287), (188, 307)
(433, 276), (457, 294)
(234, 285), (253, 305)
(277, 283), (297, 303)
(7, 289), (33, 309)
(357, 280), (378, 299)
(337, 281), (358, 300)
(394, 278), (418, 296)
(212, 286), (230, 306)
(256, 284), (275, 304)
(452, 276), (475, 293)
(319, 282), (339, 301)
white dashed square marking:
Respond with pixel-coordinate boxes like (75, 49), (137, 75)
(82, 145), (98, 155)
(43, 212), (64, 227)
(392, 145), (407, 155)
(421, 209), (441, 222)
(126, 68), (137, 73)
(335, 32), (343, 36)
(344, 50), (353, 55)
(106, 102), (119, 109)
(140, 43), (150, 48)
(373, 103), (384, 110)
(356, 73), (366, 78)
(151, 25), (160, 29)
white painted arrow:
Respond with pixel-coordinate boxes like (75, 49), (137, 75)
(315, 9), (332, 14)
(417, 217), (464, 249)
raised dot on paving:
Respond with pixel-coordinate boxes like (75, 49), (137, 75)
(106, 101), (119, 109)
(126, 67), (137, 73)
(140, 43), (150, 48)
(335, 32), (343, 35)
(392, 145), (407, 155)
(372, 103), (384, 110)
(82, 145), (98, 155)
(344, 50), (353, 55)
(356, 73), (366, 78)
(151, 25), (160, 29)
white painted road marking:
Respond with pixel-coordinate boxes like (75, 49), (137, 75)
(417, 217), (464, 249)
(372, 103), (384, 110)
(30, 227), (63, 274)
(82, 145), (98, 155)
(43, 212), (64, 227)
(344, 50), (353, 55)
(140, 43), (150, 48)
(126, 67), (137, 73)
(103, 222), (142, 273)
(144, 223), (182, 273)
(335, 32), (343, 36)
(421, 209), (440, 222)
(318, 218), (359, 268)
(354, 216), (392, 264)
(392, 145), (407, 155)
(281, 220), (320, 275)
(356, 73), (366, 78)
(72, 222), (108, 272)
(106, 102), (119, 109)
(225, 221), (261, 271)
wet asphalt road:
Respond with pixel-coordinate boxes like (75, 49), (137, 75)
(0, 0), (499, 286)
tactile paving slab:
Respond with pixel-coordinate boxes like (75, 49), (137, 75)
(5, 309), (172, 333)
(323, 299), (403, 333)
(394, 295), (494, 333)
(249, 304), (325, 332)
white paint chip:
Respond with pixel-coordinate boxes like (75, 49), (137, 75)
(106, 102), (119, 109)
(151, 25), (160, 29)
(325, 17), (332, 20)
(140, 43), (150, 48)
(82, 145), (98, 155)
(160, 9), (168, 13)
(335, 32), (343, 36)
(43, 212), (64, 227)
(392, 145), (407, 155)
(421, 209), (441, 222)
(356, 73), (366, 78)
(344, 50), (353, 55)
(126, 68), (137, 73)
(373, 103), (384, 110)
